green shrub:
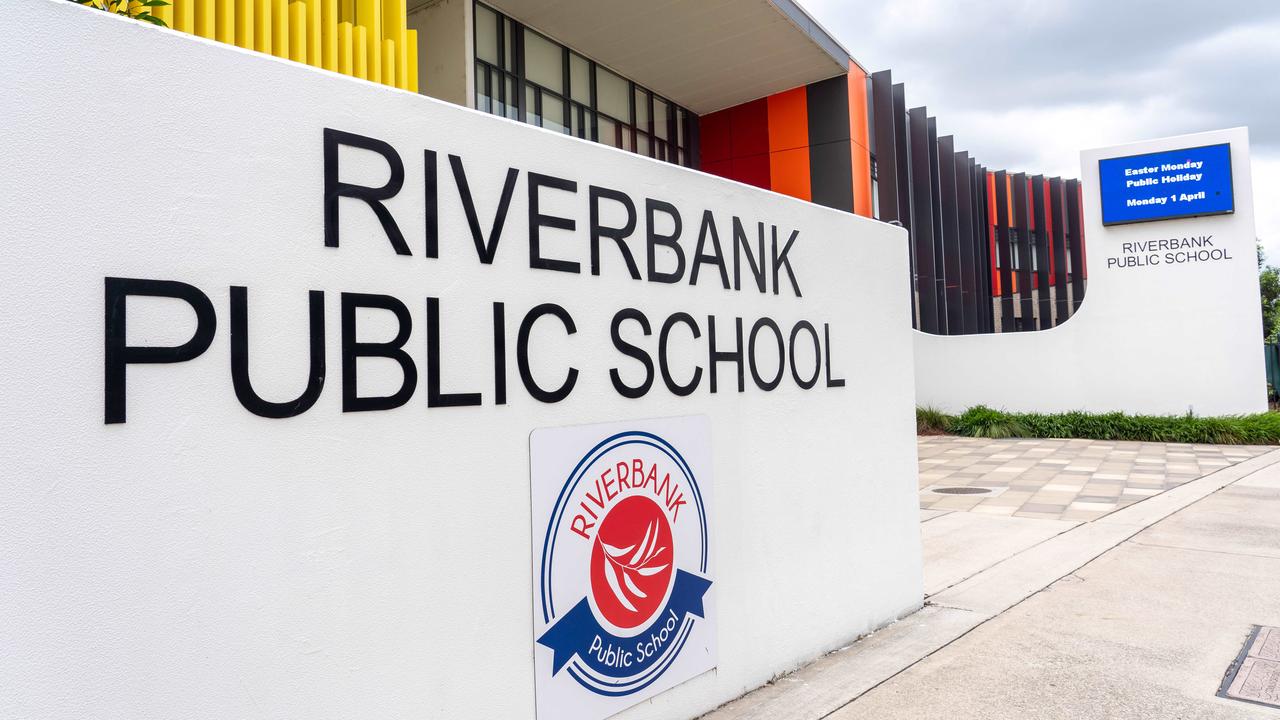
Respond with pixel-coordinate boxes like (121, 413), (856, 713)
(917, 405), (1280, 445)
(916, 406), (955, 435)
(949, 406), (1029, 439)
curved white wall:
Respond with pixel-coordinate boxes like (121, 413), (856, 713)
(916, 127), (1266, 416)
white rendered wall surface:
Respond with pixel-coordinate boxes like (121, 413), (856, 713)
(915, 127), (1266, 416)
(0, 3), (921, 719)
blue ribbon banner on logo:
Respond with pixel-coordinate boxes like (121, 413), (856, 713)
(538, 570), (712, 677)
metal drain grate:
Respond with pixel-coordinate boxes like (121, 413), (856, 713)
(930, 486), (992, 495)
(1218, 625), (1280, 709)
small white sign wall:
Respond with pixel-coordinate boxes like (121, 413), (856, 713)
(915, 127), (1266, 416)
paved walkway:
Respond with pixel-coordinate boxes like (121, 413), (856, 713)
(704, 440), (1280, 720)
(919, 436), (1271, 522)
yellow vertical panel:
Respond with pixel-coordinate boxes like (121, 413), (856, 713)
(337, 0), (353, 23)
(234, 0), (253, 47)
(216, 0), (234, 43)
(272, 0), (288, 57)
(289, 2), (306, 63)
(173, 0), (194, 32)
(153, 0), (172, 28)
(194, 0), (214, 37)
(381, 0), (405, 65)
(254, 0), (271, 53)
(405, 29), (417, 93)
(394, 26), (407, 88)
(321, 0), (337, 71)
(337, 21), (352, 75)
(353, 25), (367, 80)
(382, 38), (395, 87)
(355, 0), (380, 83)
(305, 0), (320, 66)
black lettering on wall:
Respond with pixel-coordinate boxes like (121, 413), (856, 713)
(824, 323), (846, 388)
(450, 155), (518, 264)
(690, 211), (730, 290)
(426, 297), (481, 407)
(772, 227), (802, 297)
(646, 199), (685, 284)
(589, 186), (640, 279)
(424, 149), (439, 258)
(493, 302), (507, 405)
(748, 317), (784, 391)
(528, 172), (581, 273)
(609, 308), (653, 399)
(707, 315), (745, 393)
(230, 287), (326, 418)
(659, 312), (703, 396)
(517, 303), (579, 403)
(104, 277), (217, 424)
(323, 128), (409, 255)
(789, 321), (821, 390)
(341, 292), (418, 412)
(732, 218), (766, 293)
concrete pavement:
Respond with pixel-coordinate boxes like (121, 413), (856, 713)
(703, 444), (1280, 719)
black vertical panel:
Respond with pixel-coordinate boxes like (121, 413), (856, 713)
(1065, 178), (1086, 311)
(892, 84), (912, 234)
(994, 170), (1014, 331)
(926, 117), (946, 333)
(871, 71), (898, 223)
(1049, 177), (1069, 322)
(938, 136), (963, 334)
(980, 164), (996, 333)
(1031, 175), (1052, 328)
(807, 77), (854, 213)
(956, 151), (978, 334)
(1011, 172), (1033, 330)
(908, 107), (938, 333)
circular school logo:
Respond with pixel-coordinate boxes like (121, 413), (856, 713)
(536, 430), (712, 697)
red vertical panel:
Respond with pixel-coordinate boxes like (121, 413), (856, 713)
(699, 109), (732, 167)
(729, 98), (769, 159)
(988, 171), (1000, 296)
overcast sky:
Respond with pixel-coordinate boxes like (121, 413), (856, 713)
(804, 0), (1280, 260)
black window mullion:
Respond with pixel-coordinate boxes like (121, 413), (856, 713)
(513, 22), (525, 123)
(588, 62), (598, 142)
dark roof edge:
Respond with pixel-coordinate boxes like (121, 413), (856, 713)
(769, 0), (863, 73)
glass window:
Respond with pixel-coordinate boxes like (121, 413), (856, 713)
(525, 86), (539, 126)
(502, 17), (513, 69)
(524, 29), (563, 92)
(542, 94), (567, 134)
(596, 67), (629, 122)
(634, 87), (649, 131)
(475, 4), (498, 64)
(570, 53), (590, 104)
(598, 115), (618, 148)
(474, 3), (695, 168)
(653, 98), (669, 141)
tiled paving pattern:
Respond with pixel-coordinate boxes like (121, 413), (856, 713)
(919, 436), (1272, 522)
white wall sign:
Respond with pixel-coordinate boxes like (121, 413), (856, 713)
(2, 4), (922, 719)
(915, 127), (1265, 416)
(531, 415), (715, 720)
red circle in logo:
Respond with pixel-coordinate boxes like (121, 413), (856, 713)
(589, 495), (675, 630)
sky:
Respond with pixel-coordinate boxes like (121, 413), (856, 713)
(804, 0), (1280, 262)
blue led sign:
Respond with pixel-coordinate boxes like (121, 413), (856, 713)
(1097, 143), (1234, 226)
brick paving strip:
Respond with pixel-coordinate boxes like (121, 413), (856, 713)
(918, 436), (1272, 522)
